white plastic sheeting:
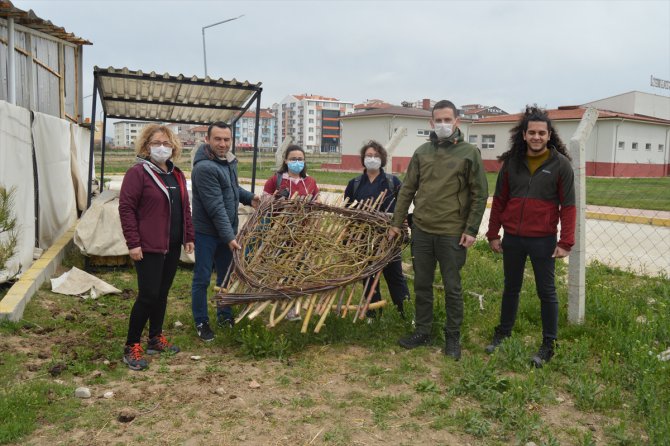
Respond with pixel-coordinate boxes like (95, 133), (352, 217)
(0, 100), (90, 284)
(32, 111), (77, 248)
(0, 101), (35, 282)
(70, 124), (91, 212)
(50, 266), (121, 297)
(73, 190), (127, 256)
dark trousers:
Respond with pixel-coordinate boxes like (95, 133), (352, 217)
(411, 226), (467, 336)
(126, 243), (181, 345)
(498, 234), (558, 340)
(365, 256), (410, 308)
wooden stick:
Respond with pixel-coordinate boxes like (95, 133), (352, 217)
(248, 300), (271, 320)
(353, 276), (373, 320)
(268, 301), (278, 327)
(360, 270), (384, 320)
(301, 294), (318, 333)
(332, 300), (386, 311)
(314, 291), (338, 333)
(341, 283), (358, 318)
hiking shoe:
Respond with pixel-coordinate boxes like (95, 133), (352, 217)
(196, 321), (215, 342)
(485, 327), (511, 354)
(531, 338), (556, 368)
(123, 343), (148, 371)
(444, 333), (462, 361)
(398, 332), (431, 349)
(147, 333), (180, 355)
(216, 315), (235, 329)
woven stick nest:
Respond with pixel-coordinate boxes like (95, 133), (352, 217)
(214, 193), (406, 332)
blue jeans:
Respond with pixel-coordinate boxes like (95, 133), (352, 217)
(191, 232), (234, 325)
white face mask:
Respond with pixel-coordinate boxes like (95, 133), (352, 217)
(364, 156), (382, 171)
(150, 145), (172, 164)
(434, 123), (454, 139)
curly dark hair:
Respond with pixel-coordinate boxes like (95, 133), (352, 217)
(359, 140), (388, 168)
(498, 105), (571, 163)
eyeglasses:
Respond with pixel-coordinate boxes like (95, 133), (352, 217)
(288, 157), (305, 162)
(150, 141), (174, 148)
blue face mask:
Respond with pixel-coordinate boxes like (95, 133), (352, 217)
(287, 160), (304, 174)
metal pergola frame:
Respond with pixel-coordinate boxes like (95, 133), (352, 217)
(86, 67), (263, 209)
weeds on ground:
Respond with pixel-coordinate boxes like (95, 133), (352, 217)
(0, 242), (668, 445)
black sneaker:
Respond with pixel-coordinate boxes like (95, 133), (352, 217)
(123, 343), (149, 371)
(444, 333), (461, 361)
(398, 332), (431, 349)
(147, 333), (180, 355)
(216, 315), (235, 329)
(485, 327), (511, 354)
(196, 321), (215, 342)
(531, 338), (556, 368)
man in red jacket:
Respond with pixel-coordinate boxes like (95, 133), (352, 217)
(485, 105), (575, 368)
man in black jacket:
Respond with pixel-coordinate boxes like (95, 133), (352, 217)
(485, 106), (575, 368)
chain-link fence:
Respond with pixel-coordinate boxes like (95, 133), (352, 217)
(584, 175), (670, 277)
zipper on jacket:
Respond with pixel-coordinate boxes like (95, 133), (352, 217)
(516, 152), (553, 236)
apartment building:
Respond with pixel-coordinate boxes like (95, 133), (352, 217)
(113, 120), (154, 148)
(273, 94), (354, 153)
(234, 109), (276, 152)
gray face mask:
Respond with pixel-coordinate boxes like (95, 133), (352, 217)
(434, 123), (454, 139)
(364, 157), (382, 171)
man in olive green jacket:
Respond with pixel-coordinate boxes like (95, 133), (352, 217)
(389, 100), (488, 360)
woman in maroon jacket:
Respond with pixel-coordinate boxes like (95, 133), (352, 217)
(118, 124), (194, 371)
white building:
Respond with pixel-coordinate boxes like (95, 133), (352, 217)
(273, 94), (354, 153)
(583, 91), (670, 121)
(329, 106), (432, 173)
(113, 121), (154, 148)
(470, 95), (670, 177)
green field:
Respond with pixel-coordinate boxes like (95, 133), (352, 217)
(95, 151), (670, 211)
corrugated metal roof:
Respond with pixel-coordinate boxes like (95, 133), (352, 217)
(95, 66), (263, 125)
(0, 0), (91, 45)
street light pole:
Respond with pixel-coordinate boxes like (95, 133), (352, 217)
(202, 15), (244, 77)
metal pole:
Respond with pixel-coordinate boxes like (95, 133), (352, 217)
(250, 91), (262, 194)
(100, 113), (107, 194)
(86, 77), (98, 210)
(201, 15), (244, 77)
(202, 28), (208, 76)
(568, 107), (599, 324)
(8, 18), (16, 104)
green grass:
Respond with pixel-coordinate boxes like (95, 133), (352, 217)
(586, 177), (670, 211)
(3, 242), (668, 444)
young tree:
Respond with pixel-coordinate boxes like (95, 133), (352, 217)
(0, 186), (18, 272)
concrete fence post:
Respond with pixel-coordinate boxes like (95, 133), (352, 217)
(568, 107), (598, 324)
(385, 127), (407, 174)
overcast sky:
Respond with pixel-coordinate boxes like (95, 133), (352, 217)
(13, 0), (670, 117)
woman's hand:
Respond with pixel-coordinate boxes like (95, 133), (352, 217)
(129, 247), (143, 261)
(184, 242), (194, 254)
